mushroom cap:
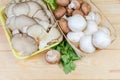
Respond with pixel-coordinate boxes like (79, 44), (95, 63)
(84, 20), (98, 35)
(33, 10), (49, 23)
(5, 3), (16, 17)
(92, 30), (111, 49)
(12, 33), (38, 56)
(86, 11), (101, 25)
(56, 0), (70, 7)
(72, 10), (84, 16)
(66, 8), (74, 16)
(81, 2), (91, 15)
(68, 14), (87, 32)
(99, 27), (110, 36)
(45, 50), (61, 64)
(13, 2), (29, 16)
(59, 18), (70, 34)
(68, 0), (81, 9)
(67, 31), (84, 42)
(34, 18), (51, 31)
(39, 27), (61, 49)
(26, 1), (42, 17)
(6, 16), (16, 31)
(79, 35), (96, 53)
(54, 7), (66, 20)
(27, 24), (47, 40)
(15, 15), (37, 32)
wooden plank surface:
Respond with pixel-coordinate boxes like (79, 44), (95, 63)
(1, 0), (120, 79)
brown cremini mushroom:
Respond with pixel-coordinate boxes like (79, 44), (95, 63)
(59, 18), (71, 34)
(66, 8), (74, 16)
(72, 9), (84, 16)
(56, 0), (70, 7)
(54, 7), (66, 20)
(81, 2), (91, 15)
(45, 50), (61, 64)
(77, 0), (83, 5)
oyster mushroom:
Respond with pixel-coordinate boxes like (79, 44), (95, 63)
(27, 24), (47, 40)
(6, 15), (37, 32)
(6, 16), (16, 31)
(39, 27), (61, 49)
(13, 2), (29, 16)
(33, 10), (49, 23)
(34, 18), (51, 31)
(33, 0), (48, 10)
(12, 33), (38, 56)
(12, 29), (20, 35)
(45, 50), (61, 64)
(27, 1), (42, 17)
(5, 3), (16, 17)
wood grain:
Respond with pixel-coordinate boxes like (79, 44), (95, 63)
(1, 0), (120, 79)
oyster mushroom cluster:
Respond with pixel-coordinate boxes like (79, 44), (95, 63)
(54, 0), (112, 54)
(5, 0), (62, 56)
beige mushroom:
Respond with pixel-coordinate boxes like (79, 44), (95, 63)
(13, 2), (29, 16)
(45, 50), (61, 64)
(39, 27), (61, 49)
(5, 3), (16, 17)
(27, 1), (42, 17)
(6, 15), (37, 32)
(33, 10), (49, 23)
(27, 24), (47, 40)
(12, 33), (38, 56)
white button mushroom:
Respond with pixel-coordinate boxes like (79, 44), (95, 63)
(68, 0), (81, 10)
(92, 30), (111, 49)
(84, 20), (98, 35)
(68, 14), (87, 32)
(86, 11), (101, 25)
(67, 31), (84, 43)
(79, 35), (96, 53)
(99, 27), (110, 36)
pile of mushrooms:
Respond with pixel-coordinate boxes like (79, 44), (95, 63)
(54, 0), (111, 54)
(5, 0), (62, 56)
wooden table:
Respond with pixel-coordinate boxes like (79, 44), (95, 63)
(0, 0), (120, 79)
